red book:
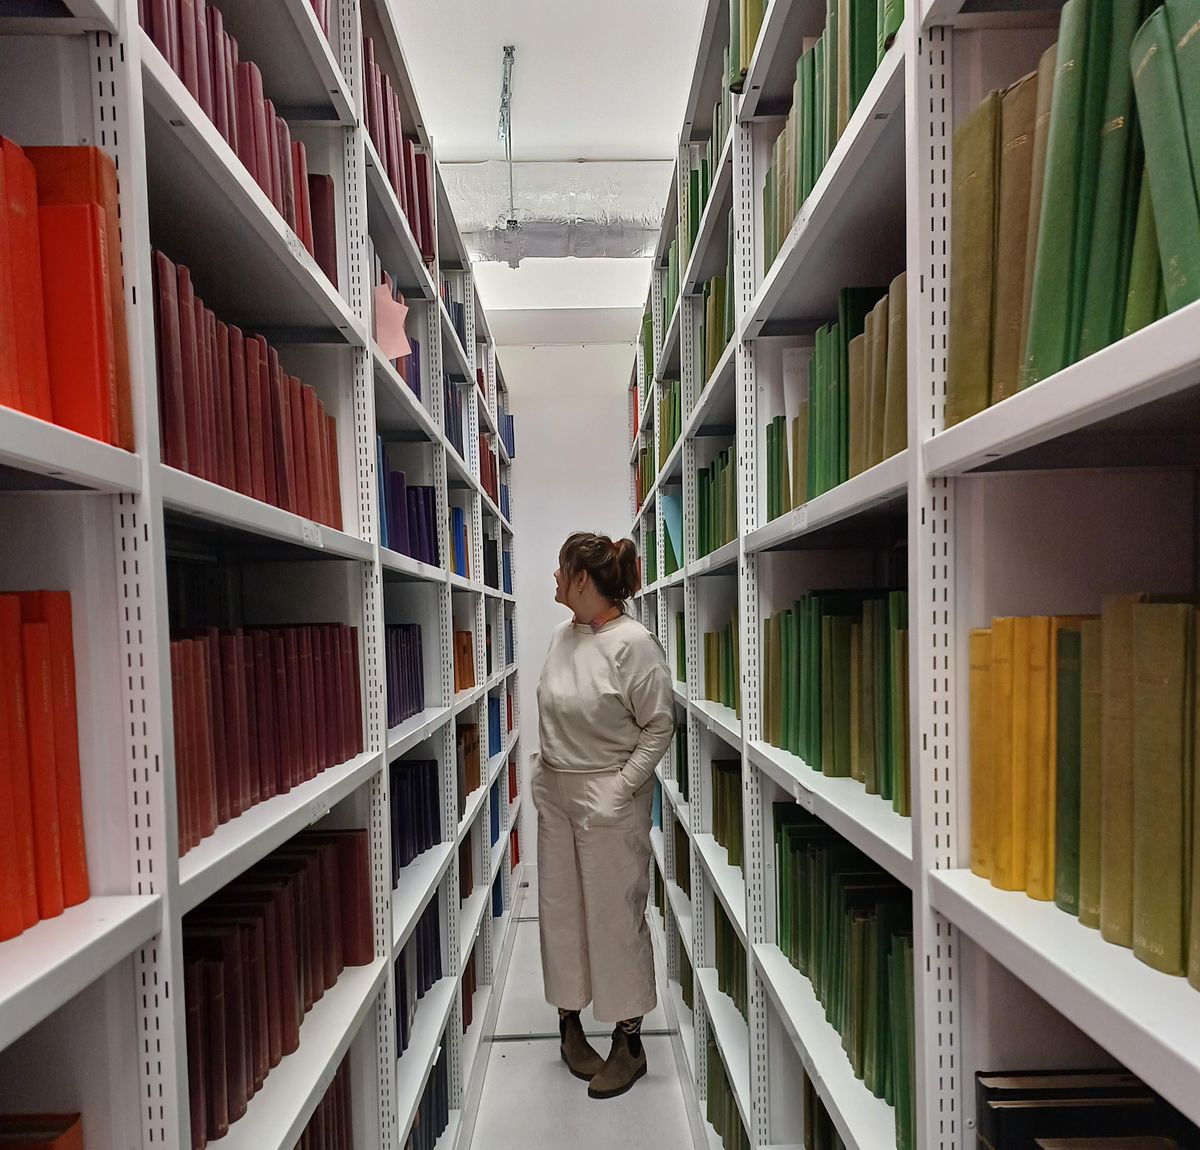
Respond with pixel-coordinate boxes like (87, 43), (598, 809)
(0, 1115), (85, 1150)
(194, 0), (213, 118)
(25, 146), (134, 450)
(184, 957), (208, 1150)
(21, 622), (63, 919)
(402, 137), (420, 247)
(327, 829), (372, 965)
(20, 592), (88, 907)
(276, 118), (296, 233)
(307, 174), (337, 289)
(242, 332), (265, 500)
(149, 0), (179, 69)
(38, 204), (115, 446)
(349, 626), (363, 755)
(291, 141), (314, 254)
(380, 74), (401, 197)
(192, 297), (212, 480)
(414, 150), (435, 262)
(2, 141), (51, 419)
(249, 65), (272, 202)
(310, 628), (328, 772)
(153, 251), (187, 470)
(202, 630), (228, 827)
(251, 630), (278, 797)
(224, 33), (239, 155)
(239, 632), (260, 806)
(283, 630), (302, 785)
(301, 387), (325, 525)
(170, 642), (189, 855)
(194, 638), (217, 839)
(255, 336), (279, 506)
(262, 100), (283, 213)
(206, 5), (228, 144)
(0, 597), (37, 930)
(267, 349), (294, 512)
(215, 322), (236, 490)
(188, 928), (247, 1123)
(234, 62), (258, 182)
(361, 39), (377, 142)
(287, 376), (311, 520)
(297, 626), (316, 779)
(309, 0), (328, 37)
(227, 326), (251, 495)
(324, 414), (342, 530)
(393, 94), (409, 219)
(176, 265), (203, 476)
(203, 307), (221, 484)
(177, 0), (200, 102)
(200, 958), (229, 1140)
(218, 634), (245, 818)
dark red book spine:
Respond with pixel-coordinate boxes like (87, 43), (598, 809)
(252, 630), (278, 797)
(288, 376), (311, 520)
(242, 331), (265, 501)
(276, 118), (296, 233)
(214, 321), (236, 490)
(220, 633), (246, 819)
(176, 266), (203, 478)
(205, 627), (230, 825)
(178, 0), (201, 102)
(255, 336), (279, 506)
(234, 62), (258, 183)
(240, 632), (261, 806)
(194, 0), (213, 118)
(153, 251), (188, 471)
(263, 100), (284, 213)
(228, 325), (252, 496)
(272, 632), (292, 792)
(307, 174), (338, 288)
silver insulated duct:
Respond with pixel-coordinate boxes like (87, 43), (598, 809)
(440, 159), (673, 267)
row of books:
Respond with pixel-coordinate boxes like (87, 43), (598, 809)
(377, 444), (439, 563)
(156, 250), (344, 527)
(183, 829), (373, 1147)
(758, 0), (904, 276)
(499, 409), (516, 459)
(396, 899), (442, 1056)
(449, 506), (472, 579)
(946, 1), (1193, 430)
(385, 622), (425, 729)
(969, 598), (1200, 986)
(706, 1036), (750, 1150)
(0, 592), (88, 939)
(711, 759), (744, 870)
(139, 1), (339, 285)
(500, 481), (512, 522)
(455, 724), (481, 824)
(678, 82), (730, 278)
(659, 380), (682, 467)
(704, 620), (741, 714)
(697, 448), (737, 557)
(403, 1044), (449, 1150)
(714, 899), (747, 1020)
(368, 248), (423, 397)
(974, 1067), (1199, 1148)
(389, 759), (439, 876)
(444, 377), (465, 458)
(452, 631), (476, 694)
(362, 35), (435, 265)
(170, 623), (364, 858)
(459, 837), (474, 905)
(440, 274), (467, 347)
(763, 590), (911, 815)
(0, 141), (132, 450)
(674, 814), (692, 898)
(675, 614), (687, 684)
(775, 804), (915, 1150)
(294, 1052), (353, 1150)
(0, 1116), (82, 1150)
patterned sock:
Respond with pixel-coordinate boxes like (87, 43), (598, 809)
(618, 1016), (643, 1056)
(558, 1007), (580, 1039)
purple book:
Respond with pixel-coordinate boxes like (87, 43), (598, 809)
(388, 469), (410, 558)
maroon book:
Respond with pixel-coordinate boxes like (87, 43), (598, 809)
(214, 322), (235, 491)
(307, 174), (337, 288)
(276, 118), (296, 232)
(150, 0), (179, 69)
(310, 625), (329, 772)
(267, 348), (294, 512)
(194, 0), (213, 118)
(206, 5), (227, 143)
(204, 627), (230, 825)
(187, 927), (247, 1123)
(291, 140), (314, 254)
(223, 32), (239, 155)
(237, 631), (260, 807)
(263, 100), (284, 213)
(284, 629), (303, 788)
(176, 265), (203, 481)
(271, 632), (292, 791)
(170, 643), (191, 855)
(325, 414), (342, 530)
(194, 639), (218, 839)
(251, 630), (278, 797)
(295, 626), (316, 780)
(219, 633), (247, 818)
(348, 626), (363, 755)
(228, 326), (252, 496)
(178, 0), (201, 102)
(190, 295), (211, 480)
(204, 308), (222, 485)
(234, 62), (258, 182)
(249, 65), (272, 202)
(201, 958), (229, 1140)
(414, 150), (435, 263)
(215, 890), (282, 1069)
(381, 73), (401, 199)
(238, 877), (300, 1057)
(301, 386), (326, 525)
(332, 829), (373, 965)
(287, 376), (311, 520)
(184, 957), (208, 1150)
(242, 332), (266, 501)
(153, 251), (187, 471)
(254, 336), (279, 507)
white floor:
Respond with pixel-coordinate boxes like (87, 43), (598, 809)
(459, 867), (697, 1150)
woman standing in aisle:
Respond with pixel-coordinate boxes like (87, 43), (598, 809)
(533, 532), (674, 1100)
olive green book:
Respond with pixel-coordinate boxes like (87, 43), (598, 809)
(1022, 0), (1092, 388)
(853, 0), (878, 108)
(1122, 167), (1166, 336)
(741, 0), (764, 77)
(1100, 592), (1145, 946)
(829, 319), (844, 488)
(789, 605), (803, 759)
(1077, 618), (1104, 927)
(850, 622), (864, 782)
(768, 610), (784, 745)
(838, 0), (853, 137)
(793, 407), (809, 510)
(782, 609), (795, 754)
(825, 0), (839, 163)
(866, 294), (889, 467)
(861, 598), (879, 794)
(883, 272), (907, 459)
(881, 0), (903, 59)
(991, 70), (1039, 406)
(1131, 6), (1200, 311)
(1025, 615), (1054, 901)
(1053, 626), (1083, 913)
(1077, 1), (1143, 359)
(815, 36), (827, 179)
(801, 48), (817, 200)
(876, 593), (893, 800)
(1018, 44), (1059, 377)
(848, 333), (867, 478)
(777, 414), (791, 516)
(1131, 601), (1193, 975)
(891, 597), (910, 815)
(728, 0), (741, 91)
(675, 611), (686, 683)
(946, 89), (1000, 427)
(831, 613), (853, 777)
(1167, 0), (1200, 200)
(766, 419), (777, 522)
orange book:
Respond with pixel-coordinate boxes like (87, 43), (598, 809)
(19, 592), (88, 907)
(2, 140), (52, 419)
(0, 596), (39, 927)
(21, 621), (63, 919)
(0, 1113), (83, 1150)
(25, 146), (133, 451)
(37, 203), (115, 446)
(0, 145), (17, 410)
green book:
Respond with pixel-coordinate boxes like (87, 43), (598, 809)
(881, 0), (903, 58)
(728, 0), (742, 91)
(814, 36), (826, 180)
(769, 612), (783, 743)
(1053, 627), (1083, 914)
(781, 609), (795, 754)
(1131, 6), (1200, 311)
(831, 613), (854, 776)
(852, 0), (878, 108)
(1122, 167), (1165, 336)
(825, 0), (839, 163)
(1077, 618), (1104, 928)
(1168, 0), (1200, 199)
(1077, 1), (1143, 358)
(766, 419), (777, 521)
(1022, 0), (1092, 388)
(777, 414), (791, 514)
(802, 49), (817, 200)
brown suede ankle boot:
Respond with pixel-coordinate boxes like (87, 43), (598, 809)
(559, 1013), (604, 1081)
(587, 1027), (648, 1099)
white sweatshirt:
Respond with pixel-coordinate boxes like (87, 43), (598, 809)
(536, 612), (675, 793)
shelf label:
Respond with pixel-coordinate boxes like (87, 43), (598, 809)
(790, 506), (808, 534)
(792, 780), (813, 812)
(309, 797), (330, 824)
(301, 519), (324, 548)
(285, 227), (306, 264)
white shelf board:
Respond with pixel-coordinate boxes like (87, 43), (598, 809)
(456, 781), (489, 847)
(690, 538), (740, 577)
(629, 429), (641, 466)
(673, 683), (688, 708)
(695, 832), (747, 944)
(392, 841), (455, 953)
(362, 135), (436, 299)
(63, 0), (118, 28)
(452, 686), (482, 716)
(444, 439), (476, 492)
(690, 698), (743, 751)
(210, 0), (354, 124)
(695, 967), (752, 1133)
(140, 34), (364, 344)
(387, 706), (452, 758)
(380, 547), (446, 585)
(372, 343), (441, 442)
(744, 39), (906, 334)
(922, 299), (1200, 477)
(666, 880), (695, 966)
(756, 944), (895, 1150)
(160, 467), (374, 561)
(0, 407), (140, 493)
(745, 452), (908, 554)
(440, 301), (474, 382)
(662, 777), (692, 828)
(739, 0), (827, 120)
(670, 978), (696, 1083)
(657, 430), (685, 488)
(489, 825), (508, 886)
(640, 384), (656, 433)
(679, 0), (729, 142)
(747, 741), (913, 886)
(395, 975), (458, 1147)
(691, 337), (738, 437)
(663, 567), (686, 590)
(458, 883), (490, 971)
(654, 159), (680, 265)
(0, 895), (161, 1052)
(930, 868), (1200, 1127)
(179, 749), (382, 913)
(681, 127), (734, 295)
(657, 296), (682, 382)
(216, 957), (388, 1150)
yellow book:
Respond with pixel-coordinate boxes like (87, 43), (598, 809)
(990, 617), (1019, 890)
(866, 294), (889, 468)
(969, 628), (993, 879)
(1078, 618), (1104, 928)
(1025, 616), (1053, 900)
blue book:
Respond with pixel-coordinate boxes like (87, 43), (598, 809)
(490, 781), (500, 844)
(653, 778), (663, 829)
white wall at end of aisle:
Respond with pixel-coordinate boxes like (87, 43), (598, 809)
(506, 342), (637, 859)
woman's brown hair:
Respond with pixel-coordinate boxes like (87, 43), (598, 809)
(559, 532), (641, 608)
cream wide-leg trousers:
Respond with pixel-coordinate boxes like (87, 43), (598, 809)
(531, 753), (657, 1024)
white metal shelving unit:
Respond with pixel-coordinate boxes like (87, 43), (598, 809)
(0, 2), (523, 1148)
(638, 0), (1200, 1147)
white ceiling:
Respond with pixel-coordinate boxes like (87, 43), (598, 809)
(473, 257), (652, 311)
(390, 0), (705, 163)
